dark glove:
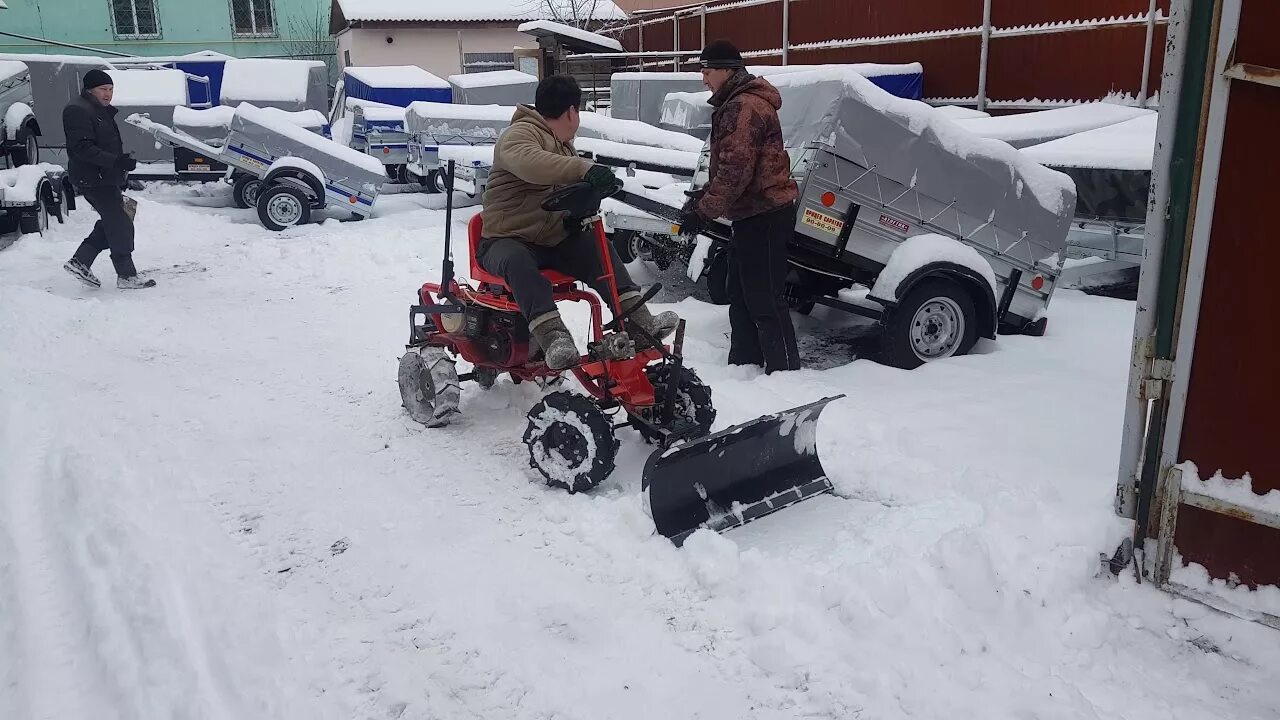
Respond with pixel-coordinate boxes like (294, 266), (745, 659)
(678, 208), (707, 237)
(584, 164), (617, 195)
(114, 153), (137, 172)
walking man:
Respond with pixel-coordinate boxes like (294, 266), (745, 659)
(61, 69), (154, 290)
(680, 40), (800, 373)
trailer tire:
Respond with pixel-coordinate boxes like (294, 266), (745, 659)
(18, 195), (49, 235)
(8, 124), (39, 167)
(524, 391), (618, 493)
(612, 229), (640, 264)
(256, 185), (312, 231)
(880, 278), (978, 369)
(705, 249), (730, 305)
(423, 169), (442, 195)
(232, 175), (263, 209)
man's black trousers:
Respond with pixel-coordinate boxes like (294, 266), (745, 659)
(476, 229), (639, 321)
(71, 187), (137, 278)
(726, 203), (801, 373)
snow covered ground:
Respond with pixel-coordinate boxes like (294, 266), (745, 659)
(2, 184), (1278, 720)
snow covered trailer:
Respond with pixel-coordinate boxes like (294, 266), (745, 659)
(1115, 0), (1280, 630)
(611, 67), (1077, 368)
(126, 104), (386, 231)
(105, 68), (191, 165)
(0, 163), (74, 238)
(0, 60), (39, 167)
(331, 66), (452, 182)
(219, 59), (329, 114)
(162, 105), (328, 187)
(404, 102), (513, 193)
(0, 54), (109, 165)
(447, 70), (538, 106)
(952, 103), (1153, 149)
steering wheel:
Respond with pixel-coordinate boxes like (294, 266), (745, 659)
(541, 178), (624, 215)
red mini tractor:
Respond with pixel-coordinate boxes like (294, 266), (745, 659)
(398, 164), (717, 492)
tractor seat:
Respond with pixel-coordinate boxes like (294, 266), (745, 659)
(467, 214), (576, 289)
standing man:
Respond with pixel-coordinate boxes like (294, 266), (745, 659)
(680, 40), (800, 373)
(61, 69), (155, 290)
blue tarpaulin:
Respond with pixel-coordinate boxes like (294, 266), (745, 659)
(867, 71), (923, 101)
(173, 60), (225, 107)
(343, 66), (452, 107)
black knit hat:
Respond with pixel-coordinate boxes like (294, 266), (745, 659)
(83, 69), (113, 90)
(699, 40), (744, 70)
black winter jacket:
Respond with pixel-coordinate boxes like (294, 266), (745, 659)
(63, 92), (126, 189)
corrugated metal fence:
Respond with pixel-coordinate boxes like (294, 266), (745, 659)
(610, 0), (1172, 108)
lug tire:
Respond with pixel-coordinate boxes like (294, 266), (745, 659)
(399, 347), (461, 427)
(635, 365), (716, 443)
(524, 390), (617, 493)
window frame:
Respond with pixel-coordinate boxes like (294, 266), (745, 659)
(109, 0), (162, 40)
(229, 0), (277, 39)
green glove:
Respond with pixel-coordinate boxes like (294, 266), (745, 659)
(584, 164), (617, 194)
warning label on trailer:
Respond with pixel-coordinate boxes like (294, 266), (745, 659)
(801, 207), (844, 236)
(879, 214), (910, 233)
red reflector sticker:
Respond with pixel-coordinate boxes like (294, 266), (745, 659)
(349, 196), (358, 203)
(879, 214), (909, 233)
(1031, 275), (1046, 291)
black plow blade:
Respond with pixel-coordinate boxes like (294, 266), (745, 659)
(642, 395), (845, 546)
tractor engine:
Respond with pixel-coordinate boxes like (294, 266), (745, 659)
(435, 303), (532, 367)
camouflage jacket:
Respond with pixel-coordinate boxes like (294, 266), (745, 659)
(696, 71), (798, 222)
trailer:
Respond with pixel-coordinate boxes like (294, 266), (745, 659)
(447, 69), (538, 106)
(329, 66), (453, 183)
(153, 105), (328, 190)
(0, 60), (40, 167)
(403, 102), (513, 194)
(126, 103), (387, 231)
(608, 67), (1077, 369)
(0, 163), (75, 239)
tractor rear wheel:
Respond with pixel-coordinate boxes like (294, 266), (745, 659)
(399, 347), (461, 427)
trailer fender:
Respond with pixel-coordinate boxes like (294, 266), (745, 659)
(873, 263), (999, 340)
(39, 178), (63, 223)
(264, 159), (325, 203)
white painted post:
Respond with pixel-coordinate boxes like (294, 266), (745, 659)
(700, 4), (707, 48)
(638, 20), (645, 71)
(673, 16), (680, 69)
(976, 0), (993, 111)
(1139, 0), (1159, 105)
(782, 0), (790, 65)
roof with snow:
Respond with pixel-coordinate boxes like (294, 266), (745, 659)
(343, 65), (449, 88)
(518, 20), (624, 52)
(333, 0), (626, 24)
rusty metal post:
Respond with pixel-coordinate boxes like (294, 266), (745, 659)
(1139, 0), (1159, 105)
(782, 0), (791, 65)
(976, 0), (993, 111)
(673, 15), (680, 69)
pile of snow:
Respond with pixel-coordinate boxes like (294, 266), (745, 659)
(105, 69), (189, 107)
(447, 69), (537, 89)
(1180, 462), (1280, 516)
(174, 105), (326, 130)
(234, 103), (385, 177)
(579, 112), (705, 153)
(344, 65), (448, 89)
(221, 59), (323, 104)
(953, 104), (1154, 148)
(933, 105), (990, 119)
(869, 233), (998, 301)
(766, 67), (1075, 217)
(0, 60), (27, 83)
(1020, 113), (1158, 171)
(0, 163), (62, 204)
(517, 20), (624, 52)
(333, 0), (625, 22)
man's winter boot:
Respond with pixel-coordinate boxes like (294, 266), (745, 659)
(529, 312), (581, 370)
(63, 259), (101, 288)
(619, 290), (679, 341)
(117, 275), (157, 290)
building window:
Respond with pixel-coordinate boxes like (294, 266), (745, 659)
(110, 0), (161, 39)
(230, 0), (275, 37)
(463, 53), (515, 73)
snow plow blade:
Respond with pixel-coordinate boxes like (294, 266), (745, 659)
(643, 395), (845, 546)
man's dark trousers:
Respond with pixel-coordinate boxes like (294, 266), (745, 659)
(71, 187), (136, 277)
(476, 229), (639, 321)
(726, 203), (800, 373)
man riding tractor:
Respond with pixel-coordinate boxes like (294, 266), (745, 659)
(477, 75), (678, 370)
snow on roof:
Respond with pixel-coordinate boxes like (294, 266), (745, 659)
(0, 60), (27, 83)
(344, 65), (449, 88)
(517, 20), (624, 52)
(106, 69), (188, 107)
(0, 52), (109, 66)
(335, 0), (625, 22)
(221, 59), (323, 104)
(610, 63), (924, 83)
(447, 69), (538, 89)
(953, 104), (1154, 146)
(1020, 113), (1158, 171)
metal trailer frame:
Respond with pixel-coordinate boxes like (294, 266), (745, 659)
(0, 164), (75, 240)
(349, 104), (412, 183)
(126, 108), (387, 231)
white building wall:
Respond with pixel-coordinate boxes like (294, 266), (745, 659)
(340, 27), (533, 79)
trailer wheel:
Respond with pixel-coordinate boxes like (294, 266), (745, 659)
(9, 124), (39, 167)
(232, 175), (263, 209)
(880, 278), (978, 369)
(424, 169), (442, 195)
(612, 229), (640, 264)
(705, 249), (730, 305)
(18, 197), (49, 235)
(524, 390), (618, 493)
(398, 346), (461, 428)
(256, 185), (312, 231)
